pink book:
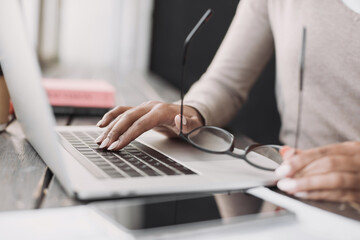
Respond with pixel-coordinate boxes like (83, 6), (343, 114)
(43, 78), (115, 108)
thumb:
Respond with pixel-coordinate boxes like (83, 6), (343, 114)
(174, 114), (201, 134)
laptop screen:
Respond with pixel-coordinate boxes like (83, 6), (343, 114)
(0, 1), (70, 186)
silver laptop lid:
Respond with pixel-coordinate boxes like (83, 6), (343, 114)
(0, 1), (70, 186)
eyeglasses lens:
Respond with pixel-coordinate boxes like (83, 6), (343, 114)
(187, 127), (233, 152)
(245, 146), (283, 170)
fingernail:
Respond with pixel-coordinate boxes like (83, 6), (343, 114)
(96, 119), (104, 127)
(294, 192), (308, 199)
(182, 116), (187, 125)
(108, 140), (120, 151)
(275, 164), (291, 178)
(99, 138), (110, 149)
(95, 132), (105, 143)
(277, 178), (297, 191)
(280, 146), (291, 156)
(283, 148), (296, 159)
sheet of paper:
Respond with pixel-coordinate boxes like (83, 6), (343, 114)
(0, 206), (133, 240)
(247, 187), (360, 240)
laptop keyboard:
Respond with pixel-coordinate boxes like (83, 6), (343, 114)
(59, 131), (196, 179)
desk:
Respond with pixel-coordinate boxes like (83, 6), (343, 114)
(0, 71), (359, 239)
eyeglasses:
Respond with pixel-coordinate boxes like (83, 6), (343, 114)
(294, 27), (307, 149)
(177, 9), (288, 171)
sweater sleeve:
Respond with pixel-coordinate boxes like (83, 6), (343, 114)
(183, 0), (274, 127)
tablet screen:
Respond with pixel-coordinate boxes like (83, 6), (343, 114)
(94, 191), (292, 231)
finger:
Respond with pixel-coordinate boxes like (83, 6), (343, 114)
(275, 147), (301, 178)
(277, 173), (360, 194)
(96, 116), (121, 146)
(174, 114), (202, 134)
(295, 155), (360, 178)
(96, 106), (132, 128)
(278, 144), (353, 178)
(300, 142), (356, 159)
(108, 112), (160, 151)
(294, 190), (360, 203)
(105, 105), (152, 147)
(279, 146), (293, 157)
(152, 106), (204, 138)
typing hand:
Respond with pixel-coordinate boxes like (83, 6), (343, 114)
(95, 101), (204, 151)
(276, 142), (360, 203)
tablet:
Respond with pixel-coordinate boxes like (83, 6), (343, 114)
(92, 191), (294, 238)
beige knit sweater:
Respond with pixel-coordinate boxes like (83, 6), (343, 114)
(184, 0), (360, 149)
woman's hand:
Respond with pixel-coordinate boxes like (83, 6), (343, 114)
(95, 101), (204, 151)
(276, 142), (360, 203)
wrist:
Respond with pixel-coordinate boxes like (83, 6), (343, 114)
(184, 105), (205, 126)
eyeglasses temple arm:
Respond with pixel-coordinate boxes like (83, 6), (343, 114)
(180, 9), (213, 134)
(294, 27), (307, 149)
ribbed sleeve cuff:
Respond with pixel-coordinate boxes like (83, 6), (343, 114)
(173, 100), (210, 126)
(182, 100), (211, 126)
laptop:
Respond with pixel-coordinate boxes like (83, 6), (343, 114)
(0, 1), (277, 200)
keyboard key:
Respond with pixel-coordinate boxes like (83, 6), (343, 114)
(99, 165), (115, 171)
(79, 151), (95, 155)
(121, 165), (133, 171)
(94, 162), (110, 167)
(117, 153), (133, 159)
(107, 157), (121, 162)
(178, 168), (196, 175)
(125, 157), (137, 163)
(139, 165), (161, 176)
(125, 170), (142, 177)
(87, 157), (105, 162)
(156, 166), (179, 176)
(159, 157), (176, 165)
(107, 172), (125, 178)
(97, 151), (114, 157)
(131, 160), (141, 166)
(114, 162), (127, 168)
(124, 146), (137, 152)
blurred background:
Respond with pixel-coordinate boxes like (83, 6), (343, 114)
(18, 0), (280, 144)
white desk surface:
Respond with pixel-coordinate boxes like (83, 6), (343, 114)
(0, 187), (359, 240)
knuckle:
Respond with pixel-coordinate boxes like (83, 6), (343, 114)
(299, 178), (311, 190)
(103, 112), (112, 119)
(351, 142), (360, 152)
(106, 125), (117, 134)
(318, 147), (329, 155)
(344, 192), (357, 203)
(120, 133), (132, 145)
(104, 126), (112, 134)
(288, 155), (302, 170)
(108, 130), (118, 138)
(121, 111), (131, 120)
(343, 141), (360, 149)
(325, 156), (337, 170)
(348, 175), (358, 188)
(152, 102), (168, 111)
(112, 106), (122, 112)
(134, 118), (146, 129)
(332, 174), (345, 188)
(143, 100), (160, 107)
(105, 110), (118, 119)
